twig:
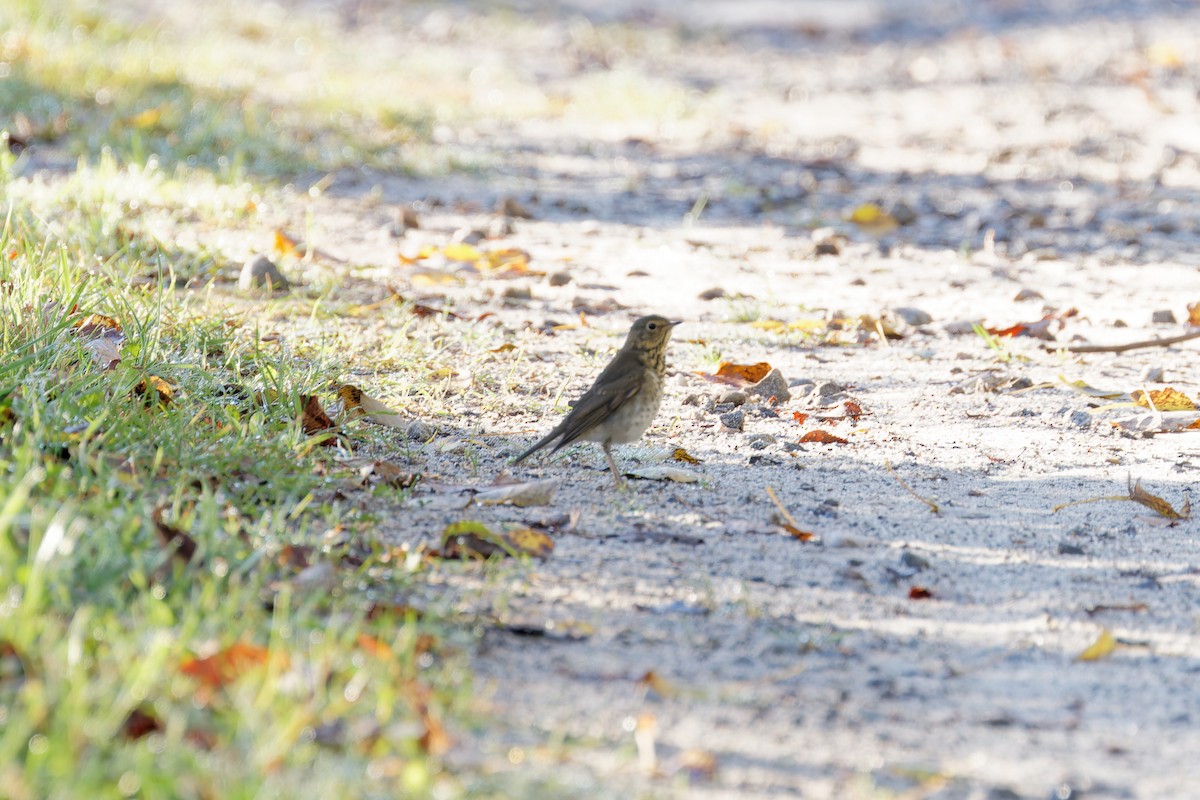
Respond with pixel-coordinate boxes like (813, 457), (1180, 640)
(884, 460), (939, 513)
(765, 486), (802, 530)
(1061, 329), (1200, 354)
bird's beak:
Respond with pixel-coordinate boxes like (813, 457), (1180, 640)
(669, 320), (683, 327)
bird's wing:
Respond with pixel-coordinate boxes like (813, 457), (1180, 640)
(549, 369), (643, 452)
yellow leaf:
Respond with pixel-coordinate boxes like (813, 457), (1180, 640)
(490, 343), (517, 353)
(429, 367), (456, 380)
(442, 243), (483, 262)
(273, 229), (303, 258)
(128, 106), (164, 129)
(1128, 476), (1190, 519)
(849, 202), (900, 233)
(1133, 387), (1196, 411)
(482, 247), (530, 272)
(750, 319), (784, 331)
(505, 527), (555, 559)
(1076, 628), (1117, 662)
(671, 447), (701, 464)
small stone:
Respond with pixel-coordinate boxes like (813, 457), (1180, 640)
(710, 402), (735, 414)
(1140, 366), (1165, 382)
(398, 206), (420, 231)
(746, 433), (776, 450)
(1013, 287), (1043, 301)
(745, 368), (791, 405)
(406, 419), (434, 441)
(488, 216), (515, 238)
(748, 454), (782, 466)
(812, 381), (847, 399)
(451, 227), (486, 245)
(547, 271), (572, 287)
(502, 285), (532, 303)
(498, 196), (534, 219)
(788, 377), (816, 389)
(1057, 541), (1086, 556)
(698, 287), (726, 300)
(682, 393), (703, 407)
(888, 200), (918, 226)
(719, 409), (744, 432)
(900, 551), (931, 571)
(943, 319), (981, 335)
(1151, 309), (1177, 324)
(893, 306), (932, 326)
(719, 390), (747, 406)
(238, 255), (289, 293)
(1068, 410), (1092, 429)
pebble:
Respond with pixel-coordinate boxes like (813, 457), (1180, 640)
(547, 271), (573, 287)
(502, 285), (532, 303)
(892, 306), (932, 326)
(719, 409), (745, 432)
(698, 287), (727, 300)
(788, 376), (816, 389)
(406, 419), (434, 441)
(238, 254), (289, 293)
(943, 319), (981, 335)
(1057, 541), (1087, 556)
(1013, 287), (1043, 301)
(1140, 366), (1165, 382)
(746, 433), (776, 449)
(812, 381), (847, 399)
(745, 368), (791, 404)
(452, 227), (486, 245)
(1068, 410), (1092, 429)
(900, 551), (931, 571)
(1151, 309), (1177, 324)
(719, 390), (747, 406)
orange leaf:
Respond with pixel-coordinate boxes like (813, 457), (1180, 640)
(1133, 387), (1196, 411)
(781, 522), (816, 541)
(1188, 302), (1200, 327)
(908, 586), (934, 600)
(121, 708), (163, 740)
(356, 633), (394, 661)
(799, 430), (848, 444)
(792, 412), (809, 424)
(180, 642), (270, 688)
(273, 229), (302, 258)
(702, 361), (772, 386)
(1128, 476), (1190, 519)
(844, 401), (863, 421)
(299, 395), (337, 442)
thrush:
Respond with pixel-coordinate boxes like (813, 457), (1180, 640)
(513, 314), (680, 485)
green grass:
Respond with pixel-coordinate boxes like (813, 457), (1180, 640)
(0, 177), (484, 797)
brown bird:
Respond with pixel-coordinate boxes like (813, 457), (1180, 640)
(513, 315), (680, 484)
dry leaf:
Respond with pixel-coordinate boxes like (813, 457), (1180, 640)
(356, 633), (394, 661)
(337, 385), (409, 428)
(638, 669), (677, 699)
(1128, 476), (1190, 519)
(908, 586), (934, 600)
(299, 395), (337, 441)
(1076, 628), (1117, 661)
(670, 447), (701, 464)
(121, 708), (163, 740)
(490, 343), (518, 353)
(71, 313), (125, 370)
(473, 478), (558, 507)
(180, 641), (271, 688)
(358, 460), (419, 489)
(799, 430), (848, 444)
(844, 401), (863, 421)
(1133, 387), (1196, 411)
(133, 375), (175, 407)
(152, 505), (198, 565)
(702, 361), (772, 386)
(503, 527), (555, 559)
(624, 466), (701, 483)
(437, 521), (553, 560)
(442, 242), (484, 262)
(848, 202), (899, 234)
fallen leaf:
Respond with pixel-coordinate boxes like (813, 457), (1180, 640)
(908, 586), (934, 600)
(844, 401), (863, 421)
(299, 395), (337, 441)
(1058, 376), (1129, 399)
(337, 385), (409, 428)
(356, 633), (394, 661)
(1076, 628), (1117, 661)
(442, 242), (484, 263)
(1128, 476), (1190, 519)
(121, 708), (163, 740)
(180, 641), (271, 688)
(638, 669), (677, 699)
(133, 375), (175, 407)
(799, 430), (848, 444)
(701, 361), (772, 386)
(670, 447), (701, 464)
(358, 460), (419, 489)
(481, 247), (531, 274)
(765, 486), (816, 540)
(473, 478), (558, 507)
(71, 313), (125, 370)
(152, 505), (198, 565)
(1133, 387), (1196, 411)
(437, 521), (552, 560)
(848, 202), (899, 234)
(489, 343), (518, 353)
(1188, 302), (1200, 327)
(792, 412), (809, 424)
(624, 466), (701, 483)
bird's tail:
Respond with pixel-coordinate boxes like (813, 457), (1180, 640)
(511, 430), (559, 464)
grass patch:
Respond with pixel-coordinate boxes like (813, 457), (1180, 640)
(0, 183), (485, 797)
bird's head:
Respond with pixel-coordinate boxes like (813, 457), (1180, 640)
(624, 315), (681, 352)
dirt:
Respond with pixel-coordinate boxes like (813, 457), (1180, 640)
(45, 0), (1200, 796)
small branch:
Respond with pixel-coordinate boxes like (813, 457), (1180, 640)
(1062, 329), (1200, 354)
(884, 460), (939, 514)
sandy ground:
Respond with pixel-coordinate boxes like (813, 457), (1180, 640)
(292, 2), (1200, 797)
(38, 0), (1200, 796)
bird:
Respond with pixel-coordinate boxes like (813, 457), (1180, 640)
(513, 315), (680, 485)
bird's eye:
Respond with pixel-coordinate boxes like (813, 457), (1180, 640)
(648, 322), (657, 330)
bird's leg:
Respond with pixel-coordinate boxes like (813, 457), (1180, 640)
(602, 442), (624, 488)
